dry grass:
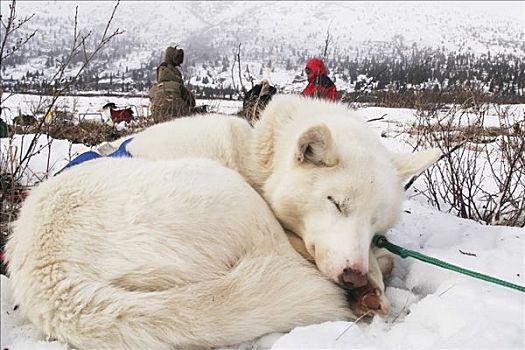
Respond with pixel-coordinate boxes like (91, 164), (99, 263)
(12, 120), (129, 145)
(408, 123), (522, 145)
(407, 89), (524, 227)
(344, 87), (525, 110)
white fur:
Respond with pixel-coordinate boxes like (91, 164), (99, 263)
(6, 158), (353, 349)
(127, 114), (253, 179)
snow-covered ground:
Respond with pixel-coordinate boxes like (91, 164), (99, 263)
(1, 95), (524, 349)
(0, 134), (89, 185)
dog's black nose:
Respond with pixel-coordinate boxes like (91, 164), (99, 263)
(340, 267), (368, 288)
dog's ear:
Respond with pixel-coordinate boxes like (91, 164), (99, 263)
(296, 124), (338, 167)
(390, 149), (441, 180)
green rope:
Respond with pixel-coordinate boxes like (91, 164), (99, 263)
(373, 235), (525, 293)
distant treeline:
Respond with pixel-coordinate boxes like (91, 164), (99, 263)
(324, 47), (524, 95)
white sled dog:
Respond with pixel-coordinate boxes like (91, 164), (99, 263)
(110, 95), (441, 315)
(6, 158), (353, 349)
(7, 95), (440, 349)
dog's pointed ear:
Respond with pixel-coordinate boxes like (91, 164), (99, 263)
(296, 124), (338, 167)
(390, 149), (441, 180)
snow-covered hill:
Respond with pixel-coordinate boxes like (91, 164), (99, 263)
(9, 1), (524, 56)
(2, 1), (524, 94)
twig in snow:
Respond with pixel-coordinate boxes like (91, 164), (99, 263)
(366, 114), (387, 123)
(459, 249), (477, 257)
(390, 295), (410, 324)
(335, 311), (371, 341)
(438, 284), (456, 297)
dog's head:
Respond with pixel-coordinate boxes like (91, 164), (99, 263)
(257, 96), (440, 287)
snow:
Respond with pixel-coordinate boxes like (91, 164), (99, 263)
(1, 275), (66, 349)
(0, 93), (152, 123)
(1, 96), (524, 349)
(0, 134), (90, 185)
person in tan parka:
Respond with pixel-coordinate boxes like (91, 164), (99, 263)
(149, 46), (195, 122)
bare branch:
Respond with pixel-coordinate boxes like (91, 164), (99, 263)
(407, 85), (524, 226)
(366, 114), (387, 123)
(322, 20), (333, 61)
(236, 43), (245, 95)
(0, 0), (37, 67)
(12, 0), (123, 177)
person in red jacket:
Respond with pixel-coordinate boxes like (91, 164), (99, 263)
(302, 58), (337, 101)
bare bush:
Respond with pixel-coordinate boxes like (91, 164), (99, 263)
(408, 88), (524, 227)
(342, 87), (525, 109)
(1, 0), (124, 273)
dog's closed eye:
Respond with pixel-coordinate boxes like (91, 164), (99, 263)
(327, 196), (343, 213)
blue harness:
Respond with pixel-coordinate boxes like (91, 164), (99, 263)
(58, 138), (134, 173)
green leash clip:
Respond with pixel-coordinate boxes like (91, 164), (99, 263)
(373, 235), (525, 293)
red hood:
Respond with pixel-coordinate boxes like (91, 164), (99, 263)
(305, 58), (328, 82)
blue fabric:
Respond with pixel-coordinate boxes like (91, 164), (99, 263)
(108, 138), (134, 158)
(61, 151), (102, 171)
(57, 138), (134, 174)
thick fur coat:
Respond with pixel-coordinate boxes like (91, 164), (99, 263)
(7, 95), (439, 349)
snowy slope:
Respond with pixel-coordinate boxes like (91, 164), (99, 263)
(9, 1), (523, 55)
(3, 1), (523, 88)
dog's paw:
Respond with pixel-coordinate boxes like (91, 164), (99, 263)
(347, 283), (390, 317)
